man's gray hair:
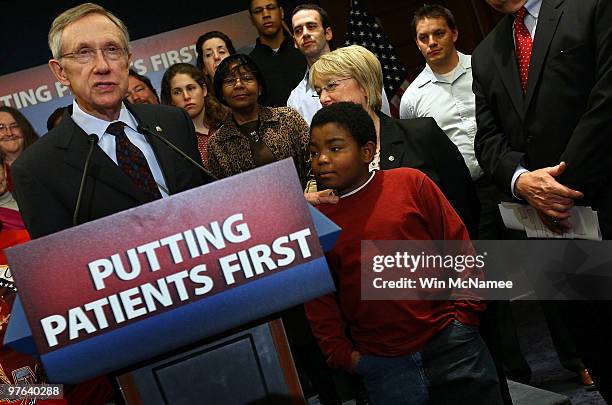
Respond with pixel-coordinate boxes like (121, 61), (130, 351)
(48, 3), (130, 59)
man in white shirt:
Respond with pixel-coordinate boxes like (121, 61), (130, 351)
(400, 4), (501, 239)
(400, 7), (522, 404)
(288, 4), (390, 125)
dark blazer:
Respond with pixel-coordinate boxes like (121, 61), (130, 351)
(12, 103), (214, 239)
(378, 112), (480, 238)
(472, 0), (612, 234)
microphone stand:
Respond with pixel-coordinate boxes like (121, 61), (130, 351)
(73, 134), (99, 226)
(137, 124), (217, 181)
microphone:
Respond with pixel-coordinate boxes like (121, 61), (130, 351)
(137, 124), (217, 182)
(73, 134), (99, 226)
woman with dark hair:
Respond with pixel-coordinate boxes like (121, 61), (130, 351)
(196, 31), (237, 82)
(160, 63), (227, 166)
(0, 106), (39, 192)
(209, 53), (310, 186)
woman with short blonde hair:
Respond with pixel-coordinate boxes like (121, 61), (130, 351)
(310, 45), (382, 112)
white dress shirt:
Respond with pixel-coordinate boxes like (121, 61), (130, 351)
(400, 52), (483, 180)
(71, 101), (169, 197)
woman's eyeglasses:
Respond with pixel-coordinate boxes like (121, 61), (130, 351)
(313, 77), (352, 98)
(222, 74), (257, 88)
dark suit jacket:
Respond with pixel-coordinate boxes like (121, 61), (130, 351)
(472, 0), (612, 234)
(378, 112), (480, 238)
(12, 103), (213, 239)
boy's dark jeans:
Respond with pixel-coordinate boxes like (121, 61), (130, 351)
(355, 320), (503, 405)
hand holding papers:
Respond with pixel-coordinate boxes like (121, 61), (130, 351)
(499, 203), (601, 240)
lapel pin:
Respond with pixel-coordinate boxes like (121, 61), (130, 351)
(388, 156), (395, 162)
(155, 126), (163, 132)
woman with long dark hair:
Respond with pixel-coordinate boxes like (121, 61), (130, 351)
(160, 63), (227, 166)
(196, 30), (236, 83)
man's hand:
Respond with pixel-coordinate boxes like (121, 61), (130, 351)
(515, 162), (583, 233)
(304, 189), (339, 206)
(537, 210), (572, 234)
(515, 162), (583, 216)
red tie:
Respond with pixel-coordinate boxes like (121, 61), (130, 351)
(514, 7), (532, 94)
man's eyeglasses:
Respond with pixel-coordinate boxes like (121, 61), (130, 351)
(60, 46), (127, 64)
(313, 77), (352, 98)
(222, 74), (257, 88)
(0, 123), (20, 135)
(252, 4), (279, 14)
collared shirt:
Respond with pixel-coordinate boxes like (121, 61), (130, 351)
(511, 0), (542, 197)
(71, 101), (169, 197)
(287, 67), (393, 125)
(400, 52), (483, 180)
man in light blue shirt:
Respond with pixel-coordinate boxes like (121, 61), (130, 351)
(400, 4), (501, 239)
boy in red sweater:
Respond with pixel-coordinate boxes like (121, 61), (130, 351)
(305, 102), (502, 404)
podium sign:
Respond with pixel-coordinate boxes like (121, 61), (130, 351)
(5, 159), (335, 383)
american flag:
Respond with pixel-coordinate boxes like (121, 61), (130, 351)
(345, 0), (412, 117)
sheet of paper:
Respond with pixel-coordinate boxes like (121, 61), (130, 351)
(498, 203), (601, 240)
(499, 202), (526, 231)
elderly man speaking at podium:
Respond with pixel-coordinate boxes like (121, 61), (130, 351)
(12, 3), (213, 239)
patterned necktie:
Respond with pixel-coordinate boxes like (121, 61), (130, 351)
(106, 122), (162, 200)
(514, 7), (532, 95)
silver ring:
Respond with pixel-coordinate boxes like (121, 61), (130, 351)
(552, 219), (560, 225)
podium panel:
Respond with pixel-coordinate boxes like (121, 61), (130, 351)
(118, 319), (302, 405)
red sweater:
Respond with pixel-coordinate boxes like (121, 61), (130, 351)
(305, 169), (484, 372)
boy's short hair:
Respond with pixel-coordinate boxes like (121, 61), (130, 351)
(311, 102), (376, 147)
